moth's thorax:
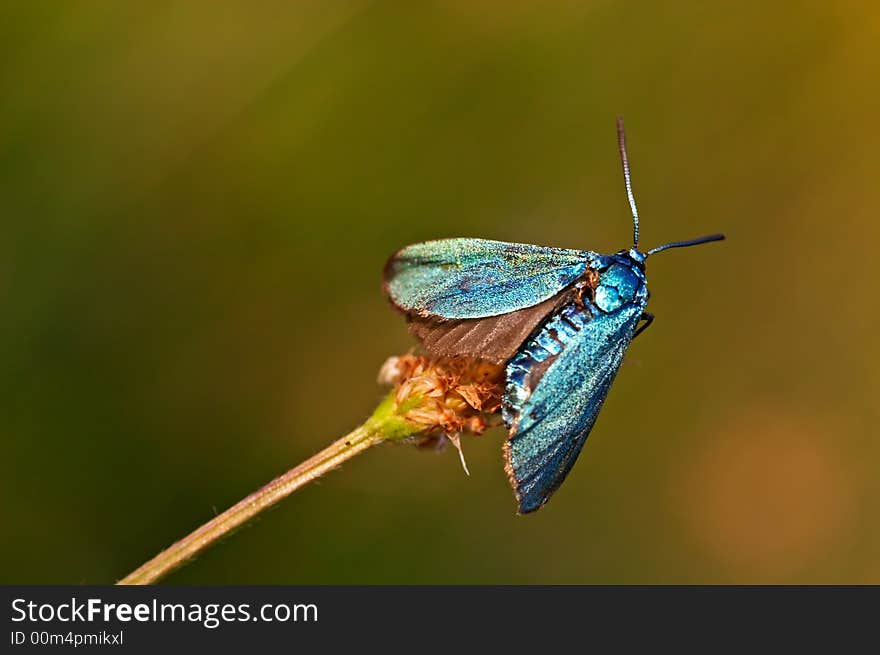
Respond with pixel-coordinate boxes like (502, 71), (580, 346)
(593, 252), (648, 313)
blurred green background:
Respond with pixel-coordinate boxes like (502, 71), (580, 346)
(2, 1), (878, 584)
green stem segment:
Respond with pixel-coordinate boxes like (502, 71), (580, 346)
(118, 391), (413, 585)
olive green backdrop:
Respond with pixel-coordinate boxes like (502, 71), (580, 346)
(2, 1), (878, 584)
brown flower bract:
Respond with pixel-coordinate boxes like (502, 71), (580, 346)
(378, 354), (504, 444)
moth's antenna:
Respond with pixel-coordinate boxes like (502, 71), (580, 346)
(646, 233), (725, 256)
(616, 116), (640, 248)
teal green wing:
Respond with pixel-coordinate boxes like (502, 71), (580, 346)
(383, 238), (598, 320)
(503, 301), (644, 513)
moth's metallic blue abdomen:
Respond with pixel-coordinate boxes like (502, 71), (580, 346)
(503, 302), (594, 429)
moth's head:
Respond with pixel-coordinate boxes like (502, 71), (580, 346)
(610, 247), (646, 265)
(627, 247), (647, 268)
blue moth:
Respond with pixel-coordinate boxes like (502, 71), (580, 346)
(383, 118), (724, 513)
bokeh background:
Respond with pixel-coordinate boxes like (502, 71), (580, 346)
(3, 1), (878, 584)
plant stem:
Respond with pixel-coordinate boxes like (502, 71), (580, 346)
(117, 419), (386, 585)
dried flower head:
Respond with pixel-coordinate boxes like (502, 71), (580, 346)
(377, 354), (505, 472)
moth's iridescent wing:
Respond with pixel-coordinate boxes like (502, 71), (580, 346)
(384, 238), (598, 320)
(503, 299), (645, 513)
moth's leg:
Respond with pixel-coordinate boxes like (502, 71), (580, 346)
(634, 312), (654, 339)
